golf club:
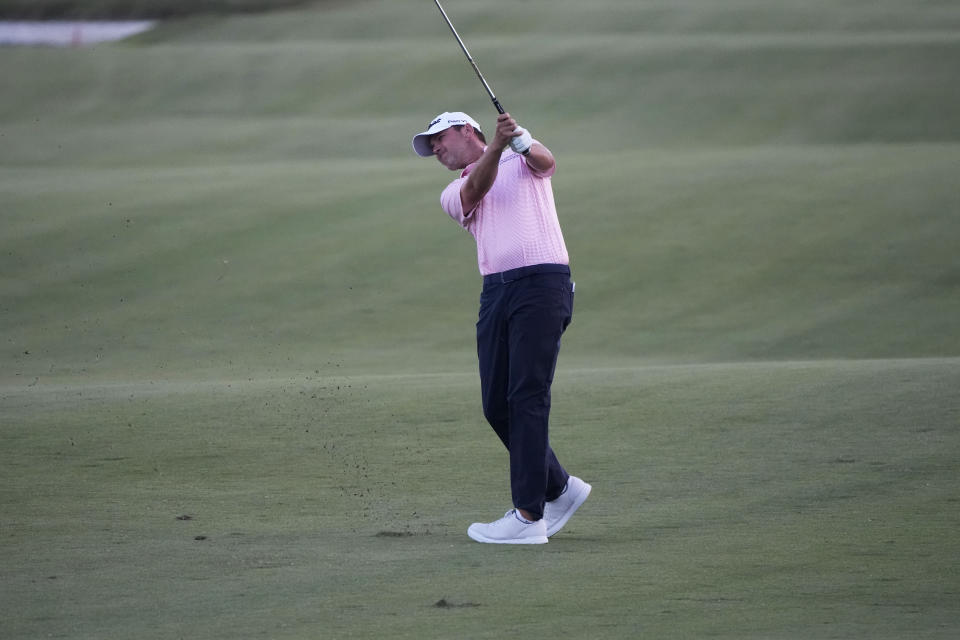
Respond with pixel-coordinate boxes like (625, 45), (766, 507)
(432, 0), (506, 115)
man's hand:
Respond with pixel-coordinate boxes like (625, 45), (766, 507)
(492, 113), (522, 150)
(510, 128), (533, 155)
(491, 113), (540, 161)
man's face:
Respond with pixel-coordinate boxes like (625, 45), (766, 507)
(430, 126), (478, 170)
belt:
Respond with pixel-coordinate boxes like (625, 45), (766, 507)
(482, 263), (570, 286)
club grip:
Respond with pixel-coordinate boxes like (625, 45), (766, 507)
(492, 98), (505, 115)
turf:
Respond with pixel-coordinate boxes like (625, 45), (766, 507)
(3, 361), (958, 639)
(1, 0), (959, 638)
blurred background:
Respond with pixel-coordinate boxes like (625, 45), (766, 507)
(2, 0), (959, 383)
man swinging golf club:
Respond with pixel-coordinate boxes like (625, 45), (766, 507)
(412, 111), (591, 544)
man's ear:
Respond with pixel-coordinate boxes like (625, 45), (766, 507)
(464, 125), (483, 147)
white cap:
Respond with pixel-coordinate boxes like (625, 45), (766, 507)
(411, 111), (482, 157)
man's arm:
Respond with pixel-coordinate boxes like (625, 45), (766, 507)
(460, 138), (507, 215)
(523, 142), (555, 174)
(461, 113), (551, 214)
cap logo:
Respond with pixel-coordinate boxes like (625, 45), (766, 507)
(429, 117), (443, 128)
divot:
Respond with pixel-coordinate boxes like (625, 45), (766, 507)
(434, 599), (480, 609)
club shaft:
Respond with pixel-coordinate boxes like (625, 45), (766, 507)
(433, 0), (505, 114)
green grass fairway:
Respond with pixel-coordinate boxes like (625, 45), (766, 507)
(2, 360), (958, 639)
(2, 0), (959, 638)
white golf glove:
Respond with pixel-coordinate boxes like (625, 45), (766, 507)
(510, 127), (533, 155)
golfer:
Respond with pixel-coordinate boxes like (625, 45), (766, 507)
(412, 111), (591, 544)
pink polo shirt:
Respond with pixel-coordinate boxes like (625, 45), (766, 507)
(440, 145), (569, 276)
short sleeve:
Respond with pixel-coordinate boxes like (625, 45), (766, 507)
(440, 177), (474, 227)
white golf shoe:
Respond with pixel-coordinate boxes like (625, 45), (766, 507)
(543, 476), (592, 537)
(467, 510), (549, 544)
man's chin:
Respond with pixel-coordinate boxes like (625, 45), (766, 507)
(438, 157), (461, 171)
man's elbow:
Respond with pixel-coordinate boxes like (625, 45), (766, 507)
(528, 144), (555, 172)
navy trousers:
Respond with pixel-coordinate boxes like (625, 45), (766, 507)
(476, 264), (574, 520)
